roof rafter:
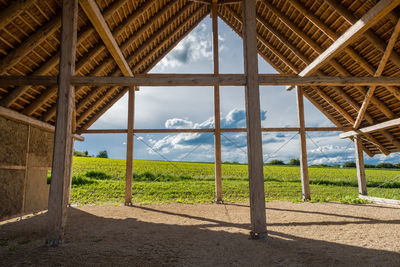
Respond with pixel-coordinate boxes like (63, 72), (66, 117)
(299, 0), (400, 77)
(79, 6), (210, 130)
(354, 18), (400, 129)
(80, 0), (133, 77)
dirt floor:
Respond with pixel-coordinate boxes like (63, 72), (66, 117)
(1, 202), (400, 266)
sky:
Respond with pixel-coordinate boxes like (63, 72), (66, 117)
(75, 16), (400, 165)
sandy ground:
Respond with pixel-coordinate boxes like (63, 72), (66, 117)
(0, 202), (400, 266)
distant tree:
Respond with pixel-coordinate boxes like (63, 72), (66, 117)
(269, 159), (285, 165)
(365, 164), (376, 169)
(96, 150), (108, 158)
(343, 161), (356, 168)
(376, 162), (394, 169)
(74, 149), (91, 157)
(288, 158), (300, 166)
(395, 163), (400, 169)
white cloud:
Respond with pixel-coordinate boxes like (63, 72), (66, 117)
(157, 23), (213, 70)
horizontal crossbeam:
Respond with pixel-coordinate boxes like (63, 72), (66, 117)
(2, 75), (400, 87)
(78, 127), (350, 134)
(340, 118), (400, 138)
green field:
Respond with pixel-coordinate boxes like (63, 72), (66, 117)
(69, 157), (400, 205)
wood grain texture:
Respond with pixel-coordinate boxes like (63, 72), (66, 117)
(242, 0), (267, 238)
(46, 0), (78, 245)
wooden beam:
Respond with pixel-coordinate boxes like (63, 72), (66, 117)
(242, 0), (267, 239)
(324, 0), (400, 69)
(79, 127), (351, 134)
(354, 18), (400, 129)
(299, 0), (400, 77)
(0, 107), (84, 140)
(296, 87), (311, 201)
(78, 8), (210, 131)
(125, 87), (134, 205)
(70, 3), (207, 128)
(217, 7), (285, 73)
(80, 0), (133, 77)
(355, 136), (367, 195)
(223, 5), (299, 73)
(212, 3), (223, 203)
(5, 75), (400, 87)
(0, 15), (61, 75)
(2, 25), (95, 108)
(46, 0), (78, 246)
(0, 0), (37, 29)
(340, 118), (400, 138)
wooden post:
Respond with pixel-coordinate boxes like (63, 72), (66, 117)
(242, 0), (267, 239)
(296, 86), (311, 200)
(46, 0), (78, 246)
(125, 87), (135, 205)
(355, 136), (367, 195)
(212, 2), (222, 203)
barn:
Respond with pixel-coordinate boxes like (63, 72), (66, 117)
(1, 0), (400, 256)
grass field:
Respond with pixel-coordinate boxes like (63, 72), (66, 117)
(69, 157), (400, 205)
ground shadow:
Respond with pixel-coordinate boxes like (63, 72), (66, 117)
(0, 205), (399, 266)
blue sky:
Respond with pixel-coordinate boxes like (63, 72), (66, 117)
(75, 16), (399, 165)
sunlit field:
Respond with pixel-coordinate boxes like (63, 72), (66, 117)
(69, 157), (400, 204)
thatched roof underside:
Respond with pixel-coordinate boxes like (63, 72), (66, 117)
(1, 0), (400, 156)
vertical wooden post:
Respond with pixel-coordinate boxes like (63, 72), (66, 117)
(125, 87), (135, 205)
(212, 2), (222, 203)
(296, 86), (311, 200)
(46, 0), (78, 246)
(242, 0), (267, 239)
(355, 136), (367, 195)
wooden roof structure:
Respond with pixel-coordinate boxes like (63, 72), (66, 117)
(1, 0), (400, 157)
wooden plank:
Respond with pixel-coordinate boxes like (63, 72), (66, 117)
(340, 118), (400, 138)
(299, 0), (400, 77)
(125, 87), (135, 205)
(355, 136), (367, 195)
(358, 195), (400, 206)
(212, 3), (222, 203)
(354, 18), (400, 129)
(296, 87), (311, 200)
(242, 0), (267, 239)
(79, 0), (133, 77)
(46, 0), (78, 246)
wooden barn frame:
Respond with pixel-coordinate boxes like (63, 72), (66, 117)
(2, 0), (400, 244)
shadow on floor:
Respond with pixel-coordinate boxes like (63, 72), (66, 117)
(0, 205), (399, 266)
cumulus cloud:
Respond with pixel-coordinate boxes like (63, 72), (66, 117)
(157, 23), (213, 69)
(144, 109), (268, 161)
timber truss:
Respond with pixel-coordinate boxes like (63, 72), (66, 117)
(2, 0), (400, 242)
